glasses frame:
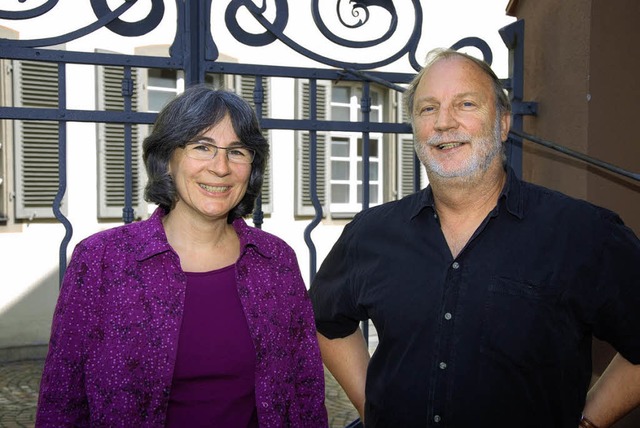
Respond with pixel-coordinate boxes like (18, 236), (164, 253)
(183, 140), (255, 164)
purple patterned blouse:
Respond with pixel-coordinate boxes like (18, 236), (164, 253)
(36, 208), (328, 427)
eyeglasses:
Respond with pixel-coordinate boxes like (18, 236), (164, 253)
(183, 141), (255, 164)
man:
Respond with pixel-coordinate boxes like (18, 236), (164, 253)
(309, 48), (640, 427)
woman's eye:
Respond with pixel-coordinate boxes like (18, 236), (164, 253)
(228, 149), (245, 157)
(193, 143), (212, 151)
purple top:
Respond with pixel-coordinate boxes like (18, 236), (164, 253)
(36, 207), (327, 428)
(165, 266), (259, 427)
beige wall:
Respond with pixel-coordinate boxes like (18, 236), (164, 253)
(508, 1), (640, 426)
(510, 0), (640, 235)
(587, 1), (640, 233)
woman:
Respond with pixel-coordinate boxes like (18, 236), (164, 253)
(36, 86), (328, 427)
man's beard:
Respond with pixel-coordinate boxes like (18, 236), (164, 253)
(415, 115), (504, 181)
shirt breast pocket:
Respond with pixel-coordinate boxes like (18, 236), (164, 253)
(480, 276), (569, 369)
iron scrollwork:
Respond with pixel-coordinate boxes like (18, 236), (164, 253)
(224, 0), (495, 72)
(225, 0), (424, 71)
(0, 0), (165, 47)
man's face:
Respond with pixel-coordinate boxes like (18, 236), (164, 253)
(411, 57), (510, 182)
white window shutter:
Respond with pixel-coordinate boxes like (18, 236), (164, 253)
(13, 60), (64, 220)
(295, 80), (328, 216)
(96, 64), (147, 219)
(236, 75), (272, 214)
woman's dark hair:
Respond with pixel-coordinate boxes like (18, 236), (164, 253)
(143, 85), (269, 222)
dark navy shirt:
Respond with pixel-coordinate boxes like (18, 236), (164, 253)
(310, 167), (640, 428)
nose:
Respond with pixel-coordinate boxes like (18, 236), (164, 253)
(433, 105), (459, 132)
(208, 150), (231, 176)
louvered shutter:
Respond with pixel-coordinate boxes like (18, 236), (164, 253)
(97, 65), (146, 219)
(13, 60), (63, 219)
(295, 80), (327, 216)
(237, 75), (272, 214)
(397, 92), (426, 197)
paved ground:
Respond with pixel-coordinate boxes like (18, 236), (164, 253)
(0, 359), (360, 428)
(0, 359), (41, 428)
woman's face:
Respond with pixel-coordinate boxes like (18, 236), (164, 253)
(168, 114), (252, 223)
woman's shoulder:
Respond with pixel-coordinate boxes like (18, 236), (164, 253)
(74, 215), (162, 256)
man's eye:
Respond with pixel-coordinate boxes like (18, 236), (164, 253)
(461, 101), (476, 109)
(418, 106), (436, 115)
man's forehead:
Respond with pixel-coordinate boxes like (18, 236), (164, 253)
(417, 57), (493, 95)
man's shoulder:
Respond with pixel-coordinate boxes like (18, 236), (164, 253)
(354, 190), (425, 223)
(520, 179), (623, 225)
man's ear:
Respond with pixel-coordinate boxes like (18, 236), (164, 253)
(500, 112), (511, 142)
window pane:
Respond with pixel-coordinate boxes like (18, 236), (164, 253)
(331, 184), (349, 203)
(331, 138), (350, 157)
(357, 184), (379, 204)
(148, 69), (177, 88)
(331, 160), (349, 180)
(357, 160), (379, 180)
(332, 86), (350, 103)
(357, 138), (379, 157)
(332, 105), (350, 121)
(149, 91), (175, 112)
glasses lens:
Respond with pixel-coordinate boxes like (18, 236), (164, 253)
(227, 147), (255, 164)
(185, 142), (215, 160)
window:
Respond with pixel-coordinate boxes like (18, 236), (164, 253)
(296, 80), (388, 217)
(329, 86), (383, 212)
(147, 68), (182, 112)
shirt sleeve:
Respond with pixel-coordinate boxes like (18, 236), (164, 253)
(36, 241), (97, 427)
(310, 216), (368, 339)
(591, 213), (640, 365)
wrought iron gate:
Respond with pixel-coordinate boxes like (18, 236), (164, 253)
(0, 0), (532, 285)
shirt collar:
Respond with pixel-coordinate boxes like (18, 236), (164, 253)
(135, 207), (174, 261)
(232, 216), (274, 260)
(410, 166), (524, 220)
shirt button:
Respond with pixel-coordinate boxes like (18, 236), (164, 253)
(434, 415), (441, 423)
(444, 312), (452, 320)
(452, 261), (460, 269)
(439, 362), (447, 370)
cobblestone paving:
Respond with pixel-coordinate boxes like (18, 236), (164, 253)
(0, 359), (41, 428)
(0, 358), (358, 428)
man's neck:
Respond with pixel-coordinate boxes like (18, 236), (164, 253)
(429, 166), (507, 257)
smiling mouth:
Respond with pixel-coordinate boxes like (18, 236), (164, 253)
(437, 142), (464, 150)
(199, 183), (230, 193)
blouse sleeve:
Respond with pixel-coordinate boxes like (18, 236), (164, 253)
(36, 241), (100, 427)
